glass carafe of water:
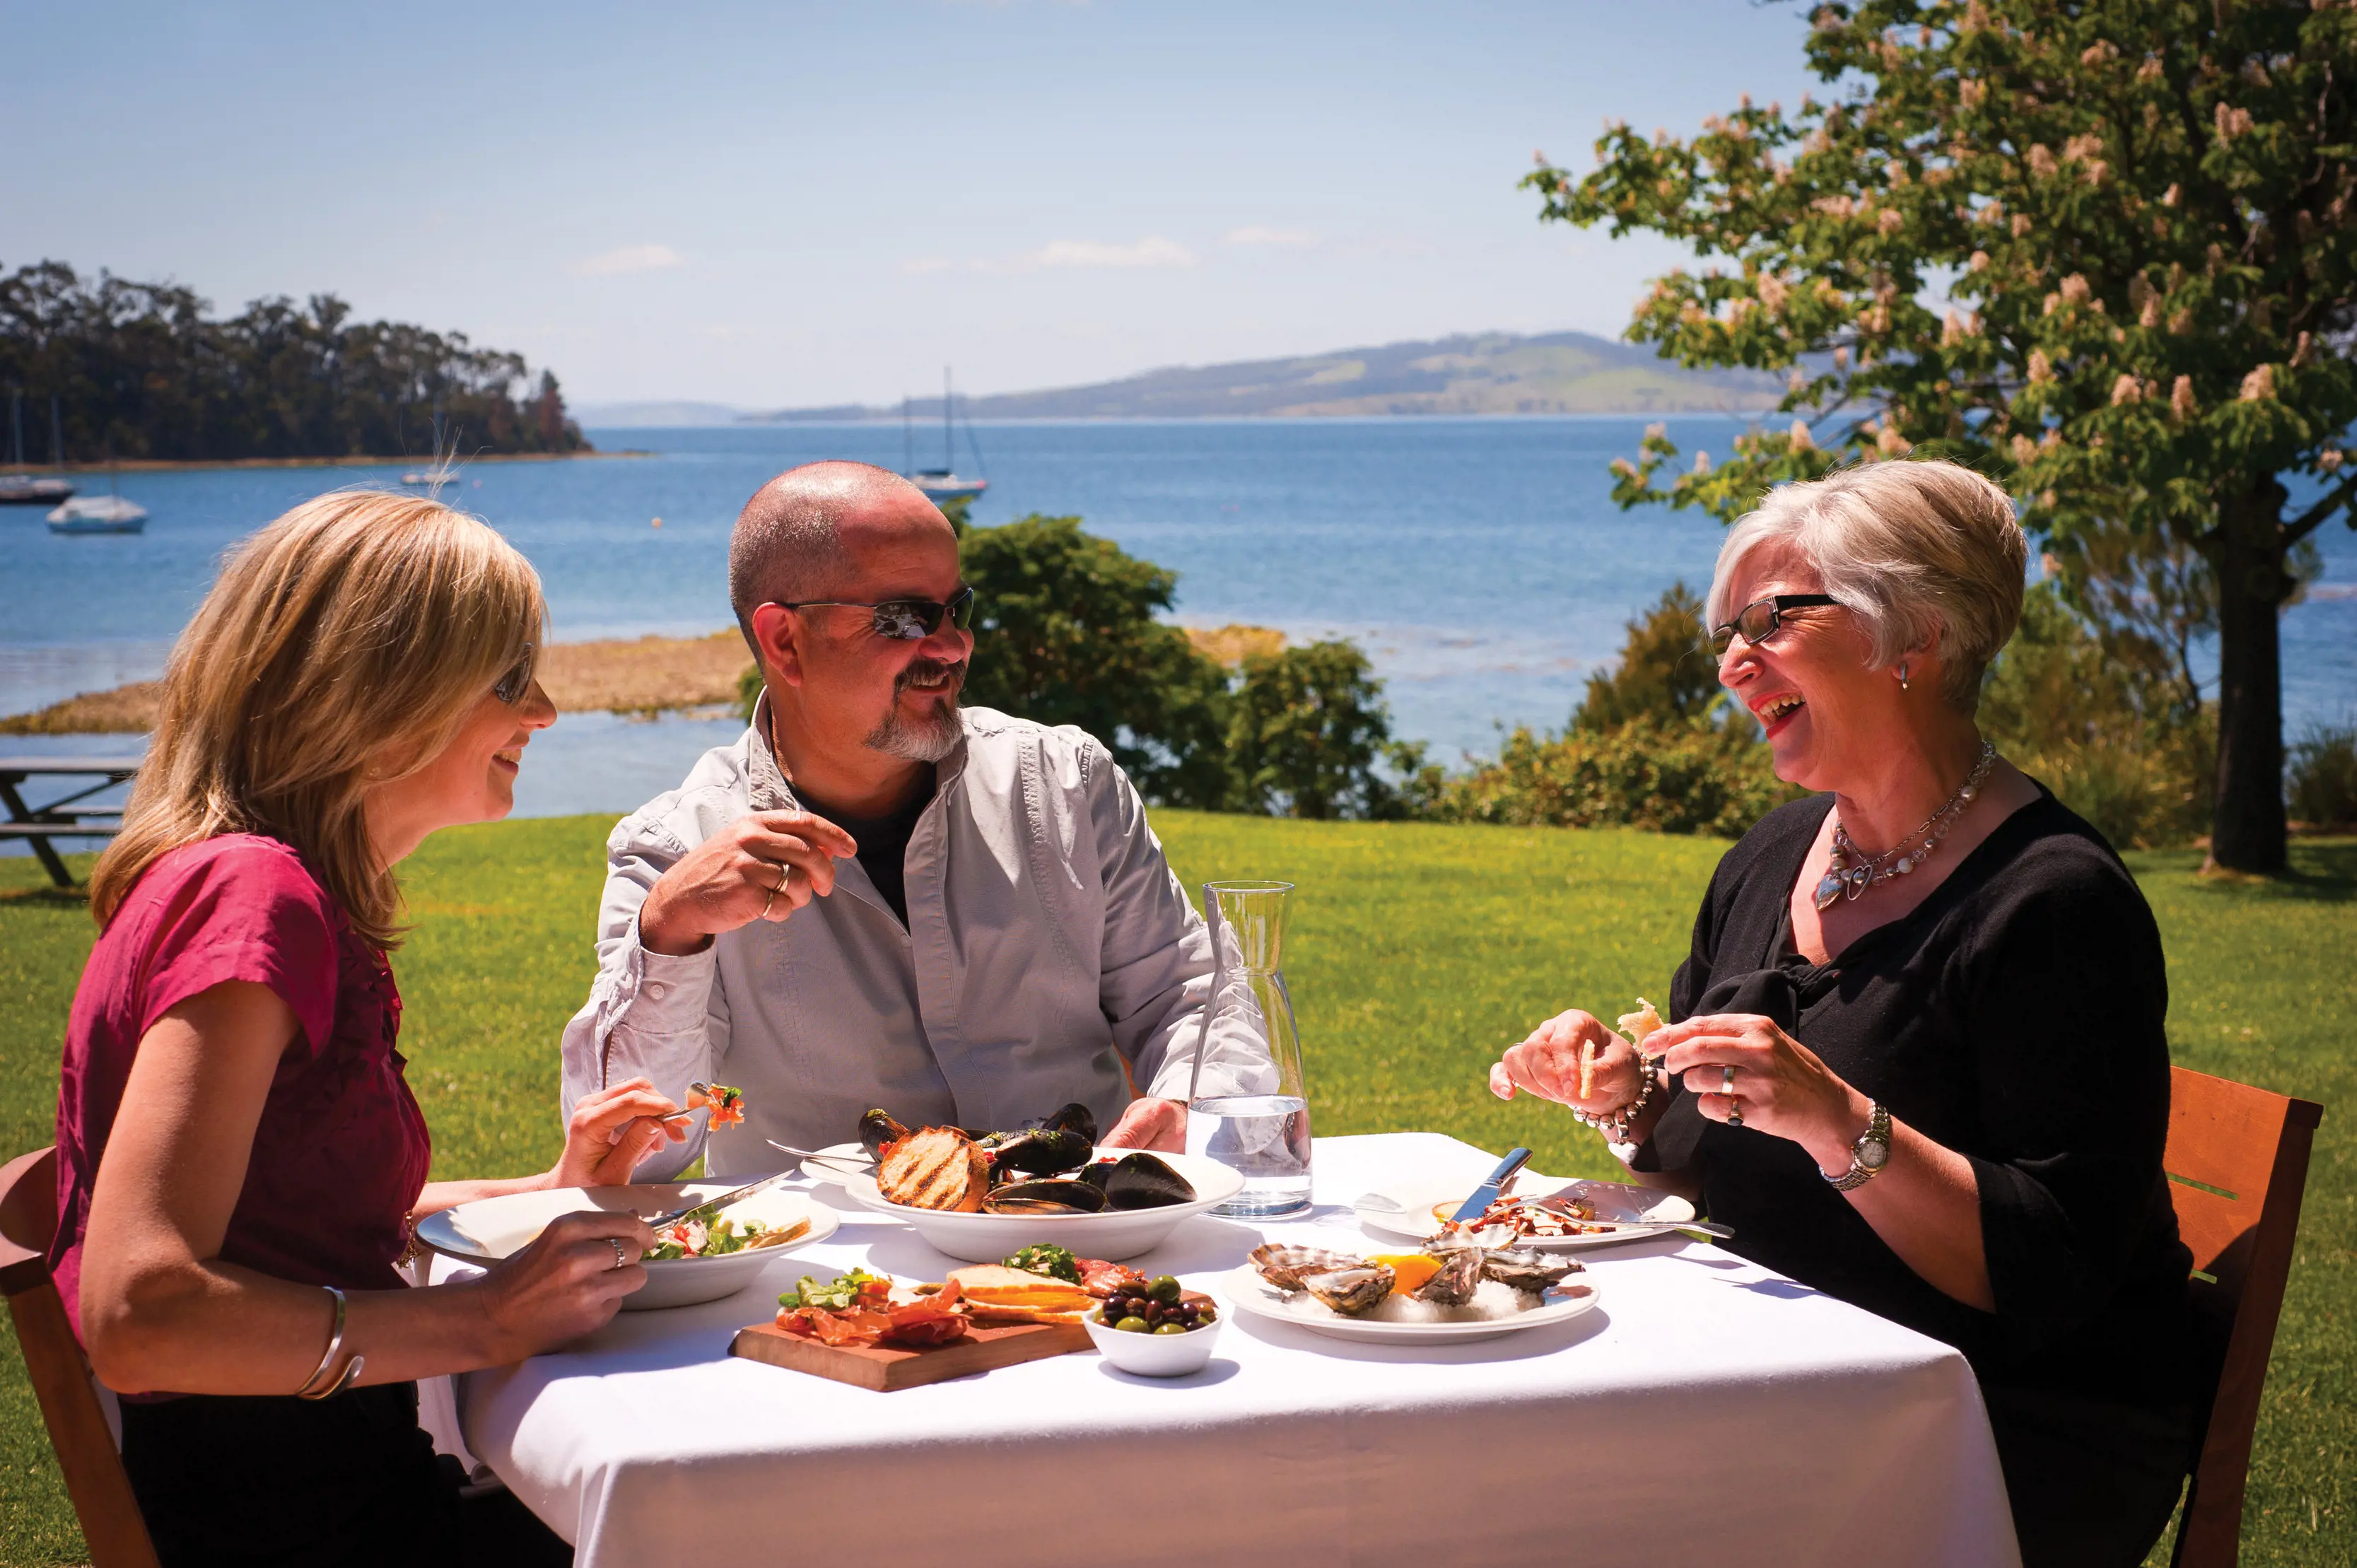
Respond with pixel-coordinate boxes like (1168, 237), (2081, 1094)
(1185, 880), (1313, 1217)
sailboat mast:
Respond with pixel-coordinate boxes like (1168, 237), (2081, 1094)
(903, 397), (913, 475)
(942, 367), (954, 470)
(9, 388), (21, 472)
(51, 394), (64, 469)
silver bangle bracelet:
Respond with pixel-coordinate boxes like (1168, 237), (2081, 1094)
(294, 1285), (357, 1400)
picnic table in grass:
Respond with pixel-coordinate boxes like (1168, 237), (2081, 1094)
(421, 1132), (2019, 1568)
(0, 756), (139, 888)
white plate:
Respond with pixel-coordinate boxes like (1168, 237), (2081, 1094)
(1218, 1263), (1601, 1343)
(416, 1182), (838, 1310)
(829, 1145), (1246, 1263)
(1353, 1175), (1696, 1251)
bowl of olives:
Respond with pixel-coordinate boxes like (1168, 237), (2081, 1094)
(1083, 1273), (1222, 1378)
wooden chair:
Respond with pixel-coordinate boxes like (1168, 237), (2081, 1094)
(0, 1146), (159, 1568)
(2164, 1066), (2325, 1568)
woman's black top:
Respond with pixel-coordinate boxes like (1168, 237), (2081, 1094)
(1647, 792), (2193, 1564)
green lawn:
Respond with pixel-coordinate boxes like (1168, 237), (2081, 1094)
(1, 816), (2348, 1565)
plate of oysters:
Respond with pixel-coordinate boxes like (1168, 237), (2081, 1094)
(1354, 1174), (1697, 1252)
(1224, 1241), (1598, 1343)
(810, 1103), (1244, 1263)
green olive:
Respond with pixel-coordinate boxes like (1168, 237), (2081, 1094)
(1149, 1275), (1183, 1304)
(1152, 1321), (1189, 1335)
(1113, 1315), (1152, 1334)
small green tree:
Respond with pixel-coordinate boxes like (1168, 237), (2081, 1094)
(1526, 0), (2357, 873)
(1229, 640), (1422, 819)
(957, 513), (1234, 808)
(1572, 582), (1729, 732)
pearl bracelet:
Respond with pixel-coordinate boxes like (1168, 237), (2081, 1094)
(1573, 1053), (1663, 1143)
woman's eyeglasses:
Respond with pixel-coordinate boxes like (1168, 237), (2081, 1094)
(1707, 594), (1840, 657)
(492, 650), (537, 705)
(773, 585), (978, 641)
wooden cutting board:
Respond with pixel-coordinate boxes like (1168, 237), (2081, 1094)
(730, 1317), (1092, 1391)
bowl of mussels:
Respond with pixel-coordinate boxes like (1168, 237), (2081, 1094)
(815, 1104), (1246, 1262)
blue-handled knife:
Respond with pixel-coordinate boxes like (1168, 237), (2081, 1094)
(1448, 1147), (1534, 1224)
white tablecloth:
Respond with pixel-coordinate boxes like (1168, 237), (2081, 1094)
(435, 1133), (2019, 1567)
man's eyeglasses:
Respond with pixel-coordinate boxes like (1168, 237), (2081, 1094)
(773, 585), (977, 641)
(492, 648), (537, 705)
(1707, 594), (1840, 657)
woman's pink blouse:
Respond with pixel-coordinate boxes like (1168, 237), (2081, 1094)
(48, 834), (431, 1344)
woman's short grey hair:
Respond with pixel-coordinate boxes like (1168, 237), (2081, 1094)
(1707, 459), (2029, 715)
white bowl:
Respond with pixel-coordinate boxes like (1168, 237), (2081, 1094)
(414, 1181), (838, 1310)
(1084, 1301), (1222, 1376)
(831, 1146), (1245, 1263)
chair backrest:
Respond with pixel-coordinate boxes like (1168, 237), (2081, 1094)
(2163, 1067), (2324, 1568)
(0, 1147), (159, 1568)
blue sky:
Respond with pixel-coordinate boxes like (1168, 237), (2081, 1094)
(2, 1), (1825, 408)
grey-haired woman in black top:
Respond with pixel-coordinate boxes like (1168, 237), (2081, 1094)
(1489, 460), (2192, 1568)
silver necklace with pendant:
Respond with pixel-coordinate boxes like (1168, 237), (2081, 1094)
(1815, 741), (1998, 912)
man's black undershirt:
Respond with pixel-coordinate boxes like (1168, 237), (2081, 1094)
(793, 770), (936, 928)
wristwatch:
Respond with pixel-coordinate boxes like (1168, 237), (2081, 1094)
(1825, 1101), (1892, 1192)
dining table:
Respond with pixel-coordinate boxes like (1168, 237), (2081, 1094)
(423, 1131), (2020, 1568)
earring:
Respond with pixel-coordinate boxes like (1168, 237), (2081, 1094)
(1898, 662), (1910, 692)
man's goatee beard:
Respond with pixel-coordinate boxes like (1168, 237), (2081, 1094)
(865, 658), (966, 762)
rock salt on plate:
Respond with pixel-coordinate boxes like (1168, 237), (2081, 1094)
(1360, 1279), (1543, 1323)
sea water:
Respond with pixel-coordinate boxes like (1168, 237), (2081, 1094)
(1188, 1093), (1314, 1217)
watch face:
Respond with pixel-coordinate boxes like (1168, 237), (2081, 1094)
(1858, 1137), (1892, 1170)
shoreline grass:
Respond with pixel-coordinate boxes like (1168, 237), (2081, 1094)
(1, 816), (2347, 1565)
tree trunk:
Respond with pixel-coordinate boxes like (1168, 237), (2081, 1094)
(2206, 481), (2291, 874)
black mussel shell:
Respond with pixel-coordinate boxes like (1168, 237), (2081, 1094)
(1039, 1101), (1099, 1146)
(858, 1108), (911, 1160)
(988, 1127), (1095, 1177)
(1094, 1152), (1198, 1211)
(981, 1179), (1109, 1215)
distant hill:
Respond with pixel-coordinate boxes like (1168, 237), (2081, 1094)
(740, 330), (1785, 423)
(573, 400), (747, 427)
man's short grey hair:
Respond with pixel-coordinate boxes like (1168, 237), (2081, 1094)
(1707, 459), (2028, 715)
(727, 462), (906, 652)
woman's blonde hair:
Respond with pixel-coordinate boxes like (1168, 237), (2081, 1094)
(1707, 459), (2028, 714)
(90, 491), (544, 947)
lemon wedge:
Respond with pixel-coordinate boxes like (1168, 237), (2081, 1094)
(1367, 1253), (1441, 1296)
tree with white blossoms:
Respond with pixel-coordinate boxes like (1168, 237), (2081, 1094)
(1526, 0), (2356, 873)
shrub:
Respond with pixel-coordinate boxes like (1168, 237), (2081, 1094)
(957, 513), (1235, 809)
(1229, 640), (1424, 820)
(2288, 721), (2357, 830)
(1572, 582), (1725, 732)
(1431, 719), (1798, 836)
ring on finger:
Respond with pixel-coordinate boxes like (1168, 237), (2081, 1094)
(1726, 1097), (1745, 1129)
(1721, 1063), (1736, 1096)
(608, 1237), (630, 1270)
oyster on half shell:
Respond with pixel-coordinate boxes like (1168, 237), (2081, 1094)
(1301, 1263), (1396, 1316)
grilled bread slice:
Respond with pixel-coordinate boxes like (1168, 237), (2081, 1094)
(946, 1265), (1095, 1323)
(877, 1128), (990, 1212)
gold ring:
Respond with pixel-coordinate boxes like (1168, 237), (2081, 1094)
(609, 1237), (629, 1270)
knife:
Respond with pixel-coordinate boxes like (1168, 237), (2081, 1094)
(641, 1170), (796, 1233)
(1448, 1147), (1534, 1224)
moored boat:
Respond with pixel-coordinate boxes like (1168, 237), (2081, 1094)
(0, 474), (75, 506)
(903, 369), (989, 507)
(46, 495), (147, 534)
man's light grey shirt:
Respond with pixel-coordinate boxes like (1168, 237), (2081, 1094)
(558, 701), (1251, 1178)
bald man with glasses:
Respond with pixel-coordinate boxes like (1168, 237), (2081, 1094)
(559, 462), (1259, 1174)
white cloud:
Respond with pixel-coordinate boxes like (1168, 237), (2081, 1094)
(1025, 236), (1195, 269)
(568, 244), (686, 278)
(1224, 226), (1318, 248)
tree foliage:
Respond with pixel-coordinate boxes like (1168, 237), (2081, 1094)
(1526, 0), (2357, 871)
(957, 513), (1235, 809)
(1571, 581), (1730, 731)
(0, 260), (586, 461)
(1430, 584), (1800, 835)
(1229, 640), (1426, 820)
